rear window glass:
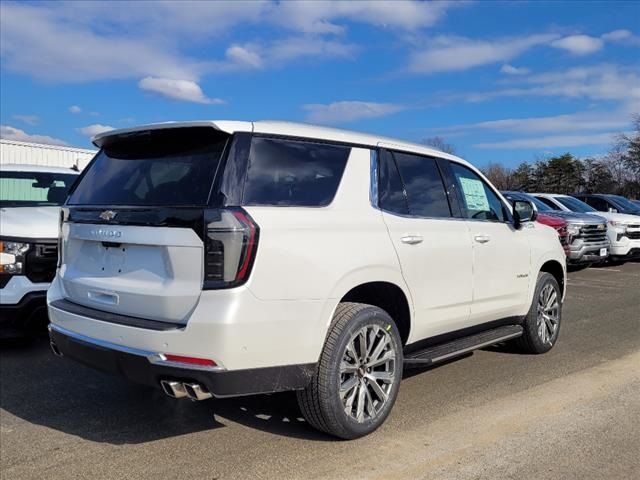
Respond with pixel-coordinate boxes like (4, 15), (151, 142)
(68, 128), (229, 206)
(242, 138), (350, 206)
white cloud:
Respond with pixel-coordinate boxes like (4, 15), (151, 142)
(601, 29), (640, 45)
(0, 1), (458, 83)
(77, 124), (114, 137)
(0, 3), (208, 82)
(463, 64), (640, 103)
(550, 35), (603, 55)
(138, 77), (225, 105)
(408, 34), (557, 74)
(0, 125), (68, 145)
(602, 29), (633, 42)
(269, 37), (357, 63)
(303, 101), (405, 124)
(68, 105), (82, 114)
(138, 77), (224, 105)
(474, 132), (619, 150)
(12, 114), (40, 126)
(225, 45), (264, 69)
(274, 1), (460, 34)
(440, 110), (633, 135)
(500, 64), (530, 75)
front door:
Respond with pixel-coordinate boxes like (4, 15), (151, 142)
(447, 161), (532, 323)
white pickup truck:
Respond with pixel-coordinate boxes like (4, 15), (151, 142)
(0, 164), (79, 336)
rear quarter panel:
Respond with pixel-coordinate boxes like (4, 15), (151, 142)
(244, 146), (411, 327)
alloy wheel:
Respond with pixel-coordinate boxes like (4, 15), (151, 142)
(339, 325), (397, 423)
(537, 283), (559, 344)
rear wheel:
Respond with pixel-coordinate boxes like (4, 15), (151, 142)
(515, 272), (562, 354)
(297, 302), (402, 439)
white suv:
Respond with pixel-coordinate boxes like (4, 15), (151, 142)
(47, 121), (566, 439)
(0, 164), (79, 336)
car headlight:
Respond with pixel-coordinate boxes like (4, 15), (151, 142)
(566, 224), (581, 237)
(0, 241), (30, 275)
(608, 221), (627, 233)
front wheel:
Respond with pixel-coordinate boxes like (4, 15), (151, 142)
(297, 302), (403, 439)
(514, 272), (562, 354)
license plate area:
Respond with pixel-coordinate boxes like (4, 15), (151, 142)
(100, 244), (128, 276)
(600, 248), (608, 257)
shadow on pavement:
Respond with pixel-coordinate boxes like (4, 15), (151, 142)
(0, 338), (331, 444)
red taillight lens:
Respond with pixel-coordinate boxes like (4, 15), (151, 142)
(203, 208), (259, 289)
(163, 354), (217, 367)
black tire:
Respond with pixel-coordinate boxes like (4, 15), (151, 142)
(514, 272), (562, 354)
(297, 302), (403, 439)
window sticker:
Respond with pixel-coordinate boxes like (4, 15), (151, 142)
(459, 177), (490, 211)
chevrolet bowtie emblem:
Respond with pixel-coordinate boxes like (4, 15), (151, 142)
(99, 210), (117, 221)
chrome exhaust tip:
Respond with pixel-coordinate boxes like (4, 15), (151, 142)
(160, 380), (188, 399)
(50, 341), (63, 357)
(183, 383), (213, 401)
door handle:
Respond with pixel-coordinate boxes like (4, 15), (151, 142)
(474, 234), (491, 244)
(401, 235), (423, 245)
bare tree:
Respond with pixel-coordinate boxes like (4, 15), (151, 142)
(421, 136), (456, 154)
(482, 163), (515, 190)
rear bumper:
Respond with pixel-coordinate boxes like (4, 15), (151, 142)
(48, 323), (315, 397)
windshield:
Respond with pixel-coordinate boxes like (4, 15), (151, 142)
(557, 196), (597, 213)
(68, 127), (229, 206)
(0, 171), (78, 207)
(608, 195), (640, 212)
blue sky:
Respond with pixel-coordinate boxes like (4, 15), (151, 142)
(1, 0), (639, 168)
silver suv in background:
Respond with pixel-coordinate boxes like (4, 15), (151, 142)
(534, 193), (640, 262)
(502, 192), (609, 265)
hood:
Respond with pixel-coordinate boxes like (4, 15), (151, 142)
(542, 210), (606, 225)
(584, 211), (640, 225)
(0, 206), (61, 239)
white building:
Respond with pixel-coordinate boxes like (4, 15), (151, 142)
(0, 139), (96, 170)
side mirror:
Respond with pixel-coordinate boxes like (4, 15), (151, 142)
(512, 200), (537, 229)
(608, 207), (618, 213)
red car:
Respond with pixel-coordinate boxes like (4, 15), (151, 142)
(536, 213), (570, 256)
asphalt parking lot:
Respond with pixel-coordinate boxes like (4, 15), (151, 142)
(1, 262), (639, 480)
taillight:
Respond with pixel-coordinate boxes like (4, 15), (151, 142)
(203, 208), (259, 289)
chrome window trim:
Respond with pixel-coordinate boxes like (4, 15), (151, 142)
(369, 149), (379, 208)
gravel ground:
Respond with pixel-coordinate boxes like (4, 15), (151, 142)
(1, 261), (639, 479)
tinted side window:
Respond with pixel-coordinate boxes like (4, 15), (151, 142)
(536, 196), (561, 210)
(392, 152), (451, 218)
(243, 138), (350, 206)
(378, 151), (409, 214)
(584, 196), (608, 211)
(450, 162), (505, 222)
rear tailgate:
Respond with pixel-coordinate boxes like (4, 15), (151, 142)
(59, 126), (232, 325)
(60, 221), (203, 324)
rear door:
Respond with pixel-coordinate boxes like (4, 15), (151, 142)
(60, 127), (230, 324)
(446, 161), (532, 323)
(378, 149), (473, 340)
